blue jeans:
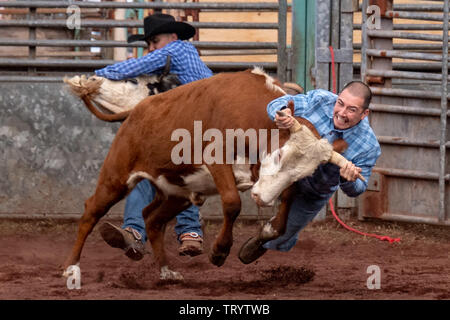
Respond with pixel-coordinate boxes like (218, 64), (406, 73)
(123, 179), (203, 243)
(263, 180), (332, 252)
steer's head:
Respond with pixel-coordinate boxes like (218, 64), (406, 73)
(64, 56), (181, 113)
(64, 73), (181, 113)
(251, 114), (350, 207)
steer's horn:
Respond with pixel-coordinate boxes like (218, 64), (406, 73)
(276, 110), (302, 133)
(329, 151), (366, 182)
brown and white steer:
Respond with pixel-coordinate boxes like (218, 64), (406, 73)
(62, 68), (353, 280)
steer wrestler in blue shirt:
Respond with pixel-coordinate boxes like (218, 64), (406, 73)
(239, 81), (381, 263)
(96, 13), (213, 260)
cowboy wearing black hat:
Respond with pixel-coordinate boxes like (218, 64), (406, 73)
(96, 13), (212, 260)
(95, 13), (212, 83)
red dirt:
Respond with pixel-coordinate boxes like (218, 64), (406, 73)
(0, 216), (449, 300)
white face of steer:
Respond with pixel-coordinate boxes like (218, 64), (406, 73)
(89, 76), (150, 112)
(251, 125), (334, 207)
(64, 74), (181, 114)
(92, 75), (163, 112)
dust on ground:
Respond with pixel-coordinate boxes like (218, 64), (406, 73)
(0, 216), (448, 300)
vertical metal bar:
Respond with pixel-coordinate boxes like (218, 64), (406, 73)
(28, 7), (37, 75)
(305, 0), (316, 91)
(439, 0), (449, 222)
(315, 0), (331, 90)
(292, 0), (305, 87)
(339, 0), (354, 90)
(336, 0), (356, 209)
(291, 0), (316, 91)
(277, 0), (287, 83)
(137, 0), (145, 58)
(361, 0), (368, 83)
(331, 0), (340, 90)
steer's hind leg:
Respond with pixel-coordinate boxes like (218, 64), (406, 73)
(62, 181), (128, 275)
(239, 184), (295, 264)
(206, 164), (242, 267)
(142, 194), (191, 281)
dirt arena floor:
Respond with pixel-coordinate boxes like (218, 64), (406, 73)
(0, 216), (448, 300)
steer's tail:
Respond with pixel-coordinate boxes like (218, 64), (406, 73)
(81, 96), (130, 122)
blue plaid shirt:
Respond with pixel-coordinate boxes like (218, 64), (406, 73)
(95, 40), (213, 84)
(267, 89), (381, 197)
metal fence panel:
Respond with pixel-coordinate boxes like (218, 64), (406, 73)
(0, 1), (289, 81)
(357, 0), (449, 226)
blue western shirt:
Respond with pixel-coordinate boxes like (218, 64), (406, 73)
(95, 40), (213, 84)
(267, 89), (381, 198)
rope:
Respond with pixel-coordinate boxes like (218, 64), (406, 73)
(327, 45), (400, 244)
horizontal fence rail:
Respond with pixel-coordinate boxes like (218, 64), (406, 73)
(359, 3), (446, 12)
(1, 1), (280, 11)
(0, 39), (278, 49)
(366, 69), (450, 81)
(365, 48), (447, 61)
(354, 43), (447, 50)
(0, 19), (280, 29)
(355, 23), (448, 30)
(376, 135), (450, 148)
(367, 29), (447, 42)
(370, 103), (450, 117)
(0, 58), (277, 70)
(370, 87), (450, 100)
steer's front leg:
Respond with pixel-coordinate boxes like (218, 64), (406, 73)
(239, 184), (295, 264)
(206, 164), (242, 267)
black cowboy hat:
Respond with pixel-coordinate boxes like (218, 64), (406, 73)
(127, 13), (196, 43)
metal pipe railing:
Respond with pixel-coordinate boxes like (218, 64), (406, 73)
(277, 0), (287, 82)
(359, 3), (445, 12)
(375, 167), (450, 181)
(439, 0), (449, 223)
(377, 135), (450, 148)
(1, 2), (281, 11)
(0, 58), (277, 70)
(367, 30), (446, 42)
(354, 43), (446, 51)
(360, 0), (369, 83)
(354, 62), (448, 71)
(389, 4), (444, 12)
(366, 69), (450, 81)
(0, 19), (279, 29)
(366, 49), (446, 62)
(370, 103), (450, 117)
(370, 86), (450, 100)
(384, 10), (448, 21)
(0, 39), (278, 50)
(354, 23), (447, 31)
(375, 214), (450, 227)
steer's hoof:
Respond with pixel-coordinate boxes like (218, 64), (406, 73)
(160, 266), (184, 281)
(62, 263), (80, 278)
(209, 250), (229, 267)
(238, 237), (267, 264)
